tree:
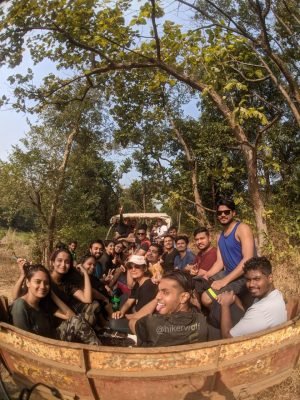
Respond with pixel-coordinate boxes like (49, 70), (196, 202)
(0, 0), (296, 248)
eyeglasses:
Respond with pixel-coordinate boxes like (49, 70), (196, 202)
(127, 264), (144, 270)
(217, 210), (232, 216)
(137, 232), (146, 236)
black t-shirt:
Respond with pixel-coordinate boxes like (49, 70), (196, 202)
(161, 248), (178, 272)
(129, 279), (158, 312)
(51, 268), (84, 312)
(135, 311), (208, 347)
(99, 252), (115, 273)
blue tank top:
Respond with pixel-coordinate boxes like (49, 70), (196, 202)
(218, 222), (242, 274)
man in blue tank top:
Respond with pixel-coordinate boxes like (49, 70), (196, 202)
(200, 199), (255, 309)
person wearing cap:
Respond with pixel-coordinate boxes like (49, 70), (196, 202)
(109, 254), (158, 333)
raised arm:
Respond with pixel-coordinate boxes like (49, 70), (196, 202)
(12, 258), (27, 300)
(72, 265), (93, 304)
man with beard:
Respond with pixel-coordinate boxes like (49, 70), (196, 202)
(161, 235), (178, 272)
(89, 240), (105, 279)
(186, 227), (217, 277)
(146, 243), (164, 283)
(218, 257), (287, 338)
(201, 199), (255, 309)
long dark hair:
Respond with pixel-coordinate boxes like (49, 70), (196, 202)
(49, 249), (73, 272)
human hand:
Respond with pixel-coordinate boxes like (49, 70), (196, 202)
(76, 264), (86, 274)
(16, 258), (28, 277)
(112, 310), (124, 319)
(211, 279), (227, 291)
(217, 290), (235, 306)
(103, 269), (114, 283)
(151, 273), (162, 285)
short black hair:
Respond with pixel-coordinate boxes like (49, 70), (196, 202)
(216, 198), (236, 211)
(89, 239), (104, 249)
(163, 235), (174, 242)
(193, 227), (209, 237)
(137, 224), (147, 232)
(243, 256), (272, 276)
(175, 235), (189, 245)
(168, 225), (177, 232)
(162, 270), (194, 293)
(150, 243), (163, 256)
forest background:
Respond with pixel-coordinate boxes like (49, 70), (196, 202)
(0, 0), (299, 265)
(0, 2), (299, 398)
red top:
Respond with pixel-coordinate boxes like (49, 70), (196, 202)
(195, 247), (217, 273)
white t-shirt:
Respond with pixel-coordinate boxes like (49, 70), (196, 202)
(156, 224), (168, 237)
(230, 289), (287, 337)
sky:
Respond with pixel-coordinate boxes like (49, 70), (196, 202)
(0, 1), (197, 185)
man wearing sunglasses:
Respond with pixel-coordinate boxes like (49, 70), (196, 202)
(135, 225), (151, 256)
(200, 199), (255, 311)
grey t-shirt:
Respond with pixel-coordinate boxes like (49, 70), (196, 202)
(11, 297), (56, 338)
(230, 289), (287, 337)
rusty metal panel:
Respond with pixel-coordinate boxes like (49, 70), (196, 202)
(0, 317), (299, 400)
(0, 326), (82, 366)
(88, 345), (219, 373)
(219, 322), (300, 362)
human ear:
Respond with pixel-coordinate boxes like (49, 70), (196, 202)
(180, 292), (190, 304)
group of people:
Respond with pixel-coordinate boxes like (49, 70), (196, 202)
(9, 198), (288, 347)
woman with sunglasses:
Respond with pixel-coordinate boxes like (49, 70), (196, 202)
(110, 255), (157, 333)
(128, 270), (209, 347)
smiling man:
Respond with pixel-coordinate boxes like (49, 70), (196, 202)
(200, 199), (255, 309)
(218, 257), (287, 338)
(128, 270), (208, 347)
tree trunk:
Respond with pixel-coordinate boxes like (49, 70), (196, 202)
(168, 116), (209, 226)
(241, 144), (268, 252)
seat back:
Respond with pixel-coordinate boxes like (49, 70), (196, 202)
(0, 295), (10, 323)
(285, 296), (300, 320)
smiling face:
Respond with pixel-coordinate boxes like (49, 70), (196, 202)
(26, 271), (50, 299)
(105, 241), (115, 256)
(82, 256), (96, 275)
(127, 263), (146, 280)
(194, 232), (211, 252)
(52, 251), (71, 275)
(156, 278), (190, 315)
(90, 242), (104, 259)
(146, 245), (160, 263)
(245, 269), (273, 299)
(163, 236), (174, 252)
(217, 205), (236, 226)
(176, 239), (188, 253)
(114, 243), (124, 254)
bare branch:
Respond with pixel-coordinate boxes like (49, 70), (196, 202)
(150, 0), (162, 61)
(255, 114), (282, 147)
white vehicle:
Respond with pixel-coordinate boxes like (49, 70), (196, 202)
(106, 212), (172, 239)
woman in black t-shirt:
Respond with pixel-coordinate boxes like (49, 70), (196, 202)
(109, 254), (157, 333)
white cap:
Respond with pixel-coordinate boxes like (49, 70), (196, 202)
(127, 255), (146, 266)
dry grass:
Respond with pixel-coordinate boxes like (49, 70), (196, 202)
(0, 229), (299, 400)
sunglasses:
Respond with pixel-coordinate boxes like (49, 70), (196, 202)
(137, 232), (146, 235)
(127, 264), (144, 270)
(217, 210), (232, 216)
